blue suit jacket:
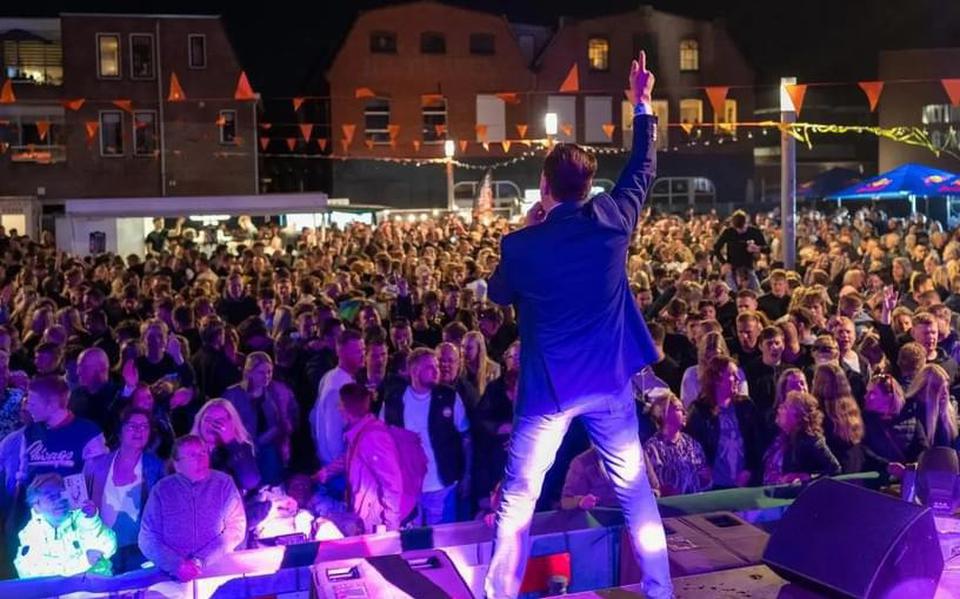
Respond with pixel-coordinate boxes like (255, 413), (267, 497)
(487, 115), (659, 417)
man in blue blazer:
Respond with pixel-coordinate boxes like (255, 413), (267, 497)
(484, 52), (672, 599)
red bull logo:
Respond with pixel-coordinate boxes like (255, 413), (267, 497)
(858, 177), (892, 192)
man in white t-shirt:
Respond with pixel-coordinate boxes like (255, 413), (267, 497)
(380, 348), (471, 526)
(311, 329), (365, 483)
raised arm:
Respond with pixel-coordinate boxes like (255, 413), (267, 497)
(609, 50), (657, 232)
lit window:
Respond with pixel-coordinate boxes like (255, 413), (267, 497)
(588, 37), (609, 71)
(680, 39), (699, 72)
(679, 99), (702, 125)
(97, 34), (120, 78)
(219, 110), (237, 144)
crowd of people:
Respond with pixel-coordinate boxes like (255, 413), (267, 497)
(0, 201), (956, 581)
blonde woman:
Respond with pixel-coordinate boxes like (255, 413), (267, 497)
(463, 331), (500, 396)
(191, 398), (262, 494)
(905, 364), (958, 447)
(679, 332), (748, 407)
(223, 352), (297, 485)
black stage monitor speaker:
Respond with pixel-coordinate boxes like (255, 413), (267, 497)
(762, 478), (944, 599)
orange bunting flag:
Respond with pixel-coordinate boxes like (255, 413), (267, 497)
(390, 139), (397, 149)
(85, 121), (99, 145)
(168, 73), (186, 102)
(113, 100), (133, 113)
(299, 123), (314, 143)
(340, 139), (350, 153)
(559, 63), (579, 93)
(63, 98), (85, 111)
(286, 138), (297, 151)
(680, 122), (694, 135)
(259, 123), (272, 130)
(560, 123), (573, 137)
(259, 137), (270, 151)
(234, 71), (257, 100)
(421, 93), (444, 103)
(412, 140), (422, 152)
(342, 124), (356, 144)
(942, 79), (960, 107)
(0, 80), (14, 104)
(602, 123), (615, 139)
(388, 124), (400, 139)
(459, 139), (469, 153)
(292, 97), (305, 112)
(36, 120), (50, 141)
(516, 124), (528, 139)
(317, 138), (328, 152)
(475, 124), (488, 140)
(434, 124), (447, 137)
(215, 114), (226, 127)
(355, 88), (376, 99)
(364, 139), (375, 150)
(482, 142), (490, 152)
(784, 83), (808, 115)
(857, 81), (884, 112)
(704, 86), (729, 117)
(495, 92), (520, 104)
(501, 140), (511, 153)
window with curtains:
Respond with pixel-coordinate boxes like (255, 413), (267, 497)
(97, 34), (120, 78)
(716, 99), (738, 135)
(679, 99), (703, 125)
(2, 39), (62, 85)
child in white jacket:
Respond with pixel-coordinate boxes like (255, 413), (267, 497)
(14, 472), (117, 578)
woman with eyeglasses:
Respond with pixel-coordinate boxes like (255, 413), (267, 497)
(83, 407), (164, 573)
(863, 373), (926, 475)
(684, 355), (762, 488)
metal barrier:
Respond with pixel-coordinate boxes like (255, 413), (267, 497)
(0, 473), (880, 598)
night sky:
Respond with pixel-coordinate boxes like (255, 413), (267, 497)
(4, 0), (960, 93)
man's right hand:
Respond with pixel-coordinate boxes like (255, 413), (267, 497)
(629, 50), (655, 107)
(578, 494), (599, 510)
(175, 559), (202, 582)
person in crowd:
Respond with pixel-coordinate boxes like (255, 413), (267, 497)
(762, 391), (840, 484)
(224, 352), (297, 485)
(14, 473), (117, 578)
(83, 407), (164, 572)
(381, 348), (471, 526)
(685, 355), (762, 488)
(904, 363), (958, 447)
(680, 332), (748, 407)
(70, 348), (122, 434)
(743, 326), (787, 420)
(190, 319), (241, 401)
(339, 383), (408, 533)
(462, 331), (500, 397)
(643, 393), (711, 495)
(862, 373), (925, 469)
(139, 435), (246, 582)
(311, 329), (365, 488)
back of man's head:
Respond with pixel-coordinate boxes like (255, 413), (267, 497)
(542, 143), (598, 202)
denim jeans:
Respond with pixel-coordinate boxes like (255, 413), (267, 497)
(483, 391), (672, 599)
(420, 482), (459, 526)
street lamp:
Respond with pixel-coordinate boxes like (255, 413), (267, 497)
(444, 139), (456, 212)
(544, 112), (558, 149)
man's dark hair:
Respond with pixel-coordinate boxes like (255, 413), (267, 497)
(648, 321), (666, 345)
(731, 210), (748, 230)
(542, 143), (598, 201)
(337, 328), (363, 347)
